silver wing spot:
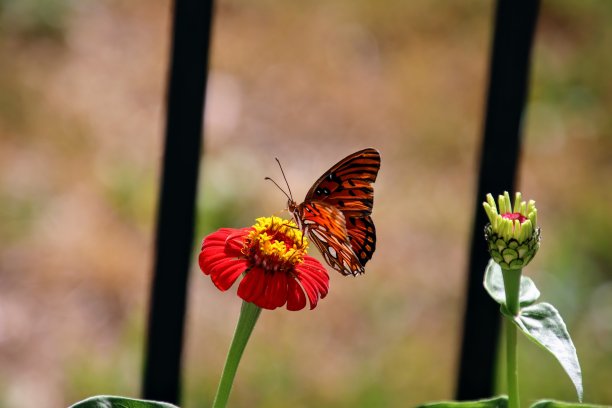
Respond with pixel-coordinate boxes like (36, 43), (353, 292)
(311, 229), (326, 242)
(328, 246), (337, 259)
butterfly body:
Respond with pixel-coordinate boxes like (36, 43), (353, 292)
(287, 148), (380, 276)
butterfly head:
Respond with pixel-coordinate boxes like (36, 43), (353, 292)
(287, 198), (297, 213)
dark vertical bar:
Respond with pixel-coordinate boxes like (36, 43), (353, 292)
(143, 0), (214, 403)
(456, 0), (540, 400)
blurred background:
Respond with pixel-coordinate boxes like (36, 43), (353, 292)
(1, 0), (611, 407)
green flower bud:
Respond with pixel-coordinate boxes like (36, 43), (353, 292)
(483, 191), (540, 270)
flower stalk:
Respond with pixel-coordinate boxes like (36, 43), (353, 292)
(199, 216), (330, 406)
(502, 268), (522, 408)
(506, 321), (519, 408)
(212, 301), (262, 408)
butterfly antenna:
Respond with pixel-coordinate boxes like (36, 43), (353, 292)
(274, 157), (294, 201)
(264, 176), (291, 201)
(264, 157), (295, 202)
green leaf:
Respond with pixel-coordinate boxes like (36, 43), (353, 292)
(483, 260), (506, 305)
(513, 303), (583, 402)
(530, 400), (608, 408)
(69, 395), (180, 408)
(417, 395), (508, 408)
(518, 275), (541, 307)
(483, 259), (540, 308)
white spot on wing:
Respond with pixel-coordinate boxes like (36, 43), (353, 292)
(328, 246), (337, 259)
(311, 229), (326, 242)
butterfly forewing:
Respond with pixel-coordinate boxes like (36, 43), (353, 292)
(305, 148), (380, 218)
(299, 202), (365, 276)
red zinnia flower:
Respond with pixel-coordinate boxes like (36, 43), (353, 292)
(199, 216), (329, 311)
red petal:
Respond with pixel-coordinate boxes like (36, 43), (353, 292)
(237, 267), (267, 305)
(251, 273), (275, 309)
(200, 236), (235, 272)
(199, 245), (227, 275)
(209, 258), (248, 291)
(199, 229), (234, 267)
(300, 257), (330, 291)
(225, 228), (252, 256)
(298, 258), (329, 299)
(199, 228), (248, 290)
(299, 276), (319, 309)
(286, 279), (307, 311)
(202, 251), (231, 271)
(201, 228), (235, 250)
(199, 247), (247, 290)
(295, 257), (330, 309)
(264, 272), (289, 310)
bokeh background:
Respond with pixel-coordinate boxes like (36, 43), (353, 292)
(1, 0), (611, 407)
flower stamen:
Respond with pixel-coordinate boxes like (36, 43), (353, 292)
(242, 216), (309, 273)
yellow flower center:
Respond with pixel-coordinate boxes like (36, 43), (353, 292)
(242, 216), (309, 272)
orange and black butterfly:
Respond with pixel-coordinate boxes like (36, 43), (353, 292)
(267, 148), (380, 276)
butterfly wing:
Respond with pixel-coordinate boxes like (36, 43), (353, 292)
(346, 215), (376, 267)
(297, 202), (365, 276)
(304, 148), (380, 218)
(300, 148), (380, 273)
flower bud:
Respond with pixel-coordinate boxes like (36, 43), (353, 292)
(483, 191), (540, 270)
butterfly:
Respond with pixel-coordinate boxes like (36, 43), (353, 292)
(267, 148), (380, 276)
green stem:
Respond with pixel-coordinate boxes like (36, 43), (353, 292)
(212, 301), (262, 408)
(502, 268), (521, 317)
(505, 316), (519, 408)
(502, 268), (522, 408)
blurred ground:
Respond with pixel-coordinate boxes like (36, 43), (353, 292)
(0, 0), (611, 407)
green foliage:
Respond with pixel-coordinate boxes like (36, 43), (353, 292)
(514, 304), (582, 402)
(530, 400), (610, 408)
(69, 395), (178, 408)
(484, 260), (540, 308)
(417, 395), (508, 408)
(484, 261), (583, 402)
(0, 0), (70, 39)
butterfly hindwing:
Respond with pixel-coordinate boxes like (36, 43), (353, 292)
(299, 202), (365, 276)
(346, 216), (376, 267)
